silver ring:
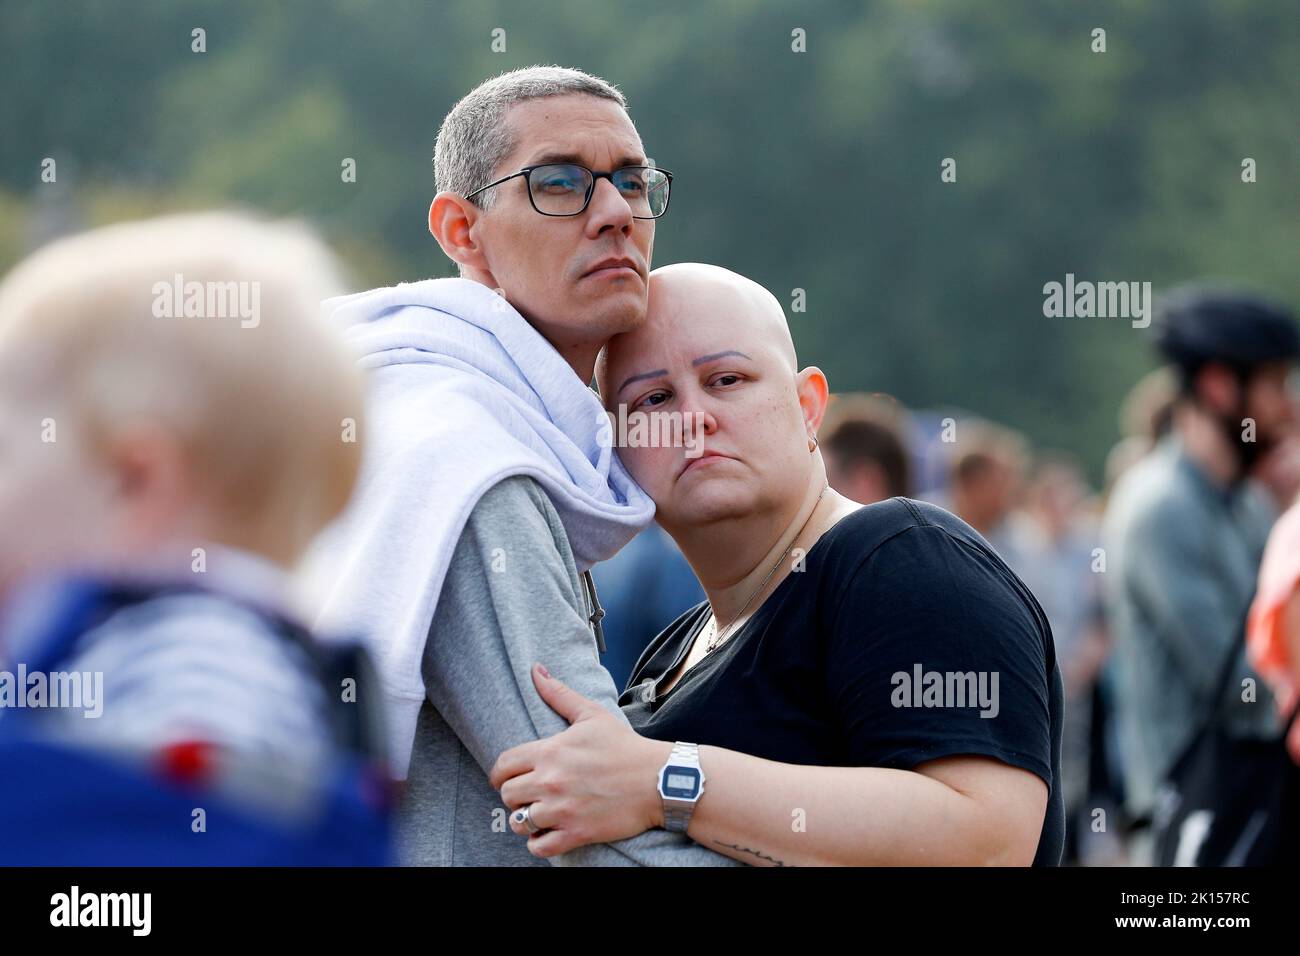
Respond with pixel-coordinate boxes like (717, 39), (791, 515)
(514, 804), (542, 835)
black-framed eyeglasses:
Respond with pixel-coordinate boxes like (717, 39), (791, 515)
(464, 163), (673, 219)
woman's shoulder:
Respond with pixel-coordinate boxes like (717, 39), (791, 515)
(815, 498), (1050, 644)
(816, 496), (975, 557)
(812, 497), (1009, 586)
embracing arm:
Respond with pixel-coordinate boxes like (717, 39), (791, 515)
(491, 666), (1047, 866)
(669, 744), (1046, 866)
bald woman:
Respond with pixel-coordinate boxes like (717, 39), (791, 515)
(491, 263), (1065, 866)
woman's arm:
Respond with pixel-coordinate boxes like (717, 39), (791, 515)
(674, 746), (1046, 866)
(489, 665), (1048, 866)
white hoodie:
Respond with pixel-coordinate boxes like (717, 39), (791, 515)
(299, 278), (654, 777)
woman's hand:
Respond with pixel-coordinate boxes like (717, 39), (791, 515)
(488, 663), (673, 858)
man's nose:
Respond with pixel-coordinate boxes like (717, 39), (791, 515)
(584, 177), (635, 237)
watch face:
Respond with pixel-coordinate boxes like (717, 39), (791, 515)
(660, 765), (701, 800)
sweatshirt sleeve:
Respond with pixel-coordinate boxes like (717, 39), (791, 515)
(420, 475), (740, 867)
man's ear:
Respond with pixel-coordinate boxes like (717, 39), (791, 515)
(428, 192), (490, 275)
(1195, 362), (1239, 415)
(796, 366), (830, 435)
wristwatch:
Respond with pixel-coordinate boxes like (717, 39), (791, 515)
(657, 741), (706, 832)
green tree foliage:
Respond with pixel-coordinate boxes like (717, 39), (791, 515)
(2, 0), (1296, 478)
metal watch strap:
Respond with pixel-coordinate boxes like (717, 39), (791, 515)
(664, 804), (695, 832)
(670, 741), (697, 761)
(662, 741), (703, 833)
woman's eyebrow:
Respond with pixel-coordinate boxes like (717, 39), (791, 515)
(616, 351), (753, 395)
(692, 350), (752, 366)
(617, 367), (669, 395)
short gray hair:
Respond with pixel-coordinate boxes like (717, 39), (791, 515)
(434, 65), (628, 210)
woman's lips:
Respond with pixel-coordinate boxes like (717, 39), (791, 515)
(680, 453), (734, 476)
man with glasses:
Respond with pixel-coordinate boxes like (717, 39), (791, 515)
(305, 66), (735, 866)
(465, 162), (671, 220)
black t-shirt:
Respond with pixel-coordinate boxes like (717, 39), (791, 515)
(619, 497), (1065, 866)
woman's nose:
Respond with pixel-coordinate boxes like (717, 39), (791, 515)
(675, 394), (717, 438)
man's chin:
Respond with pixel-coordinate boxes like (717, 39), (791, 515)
(577, 287), (646, 335)
(617, 306), (648, 334)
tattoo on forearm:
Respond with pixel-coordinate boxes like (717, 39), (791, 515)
(713, 840), (789, 866)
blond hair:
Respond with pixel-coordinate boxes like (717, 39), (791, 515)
(0, 210), (365, 564)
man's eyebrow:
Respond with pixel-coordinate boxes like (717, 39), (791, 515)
(692, 350), (753, 366)
(617, 368), (669, 395)
(526, 151), (649, 169)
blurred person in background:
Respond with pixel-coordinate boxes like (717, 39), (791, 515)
(1239, 495), (1300, 861)
(949, 419), (1034, 570)
(1019, 454), (1112, 863)
(1094, 367), (1181, 852)
(1103, 283), (1300, 862)
(1248, 499), (1300, 765)
(0, 211), (389, 864)
(820, 393), (914, 504)
(1103, 367), (1179, 496)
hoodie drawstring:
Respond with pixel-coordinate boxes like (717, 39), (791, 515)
(581, 570), (607, 655)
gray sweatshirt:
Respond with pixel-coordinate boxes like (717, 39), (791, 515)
(396, 475), (738, 866)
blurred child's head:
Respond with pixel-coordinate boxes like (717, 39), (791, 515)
(0, 211), (365, 600)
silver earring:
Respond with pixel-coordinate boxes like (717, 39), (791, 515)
(809, 433), (819, 453)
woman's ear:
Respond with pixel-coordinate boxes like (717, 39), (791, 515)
(795, 366), (830, 436)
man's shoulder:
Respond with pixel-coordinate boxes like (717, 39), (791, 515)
(474, 472), (551, 504)
(1106, 450), (1206, 541)
(468, 474), (565, 529)
(447, 475), (579, 587)
(324, 277), (491, 324)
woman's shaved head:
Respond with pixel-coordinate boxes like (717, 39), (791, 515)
(595, 262), (828, 537)
(598, 262), (797, 396)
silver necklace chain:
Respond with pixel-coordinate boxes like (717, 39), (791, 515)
(704, 484), (829, 654)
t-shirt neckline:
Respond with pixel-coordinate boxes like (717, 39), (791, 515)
(648, 504), (866, 704)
